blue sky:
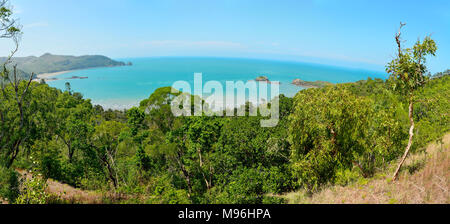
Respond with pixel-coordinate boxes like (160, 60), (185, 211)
(2, 0), (449, 73)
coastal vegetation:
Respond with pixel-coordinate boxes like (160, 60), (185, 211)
(1, 69), (447, 204)
(433, 69), (449, 79)
(0, 1), (448, 204)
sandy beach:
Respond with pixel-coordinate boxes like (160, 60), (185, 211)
(33, 70), (79, 82)
(37, 70), (73, 80)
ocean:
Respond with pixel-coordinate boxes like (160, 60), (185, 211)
(46, 57), (387, 110)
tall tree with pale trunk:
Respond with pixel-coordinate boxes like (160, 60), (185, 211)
(386, 23), (437, 181)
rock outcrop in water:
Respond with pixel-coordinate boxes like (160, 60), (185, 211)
(255, 76), (270, 82)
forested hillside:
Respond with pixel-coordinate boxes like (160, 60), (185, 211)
(0, 73), (448, 204)
(0, 0), (448, 204)
(0, 53), (126, 75)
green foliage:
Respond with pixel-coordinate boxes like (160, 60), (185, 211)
(146, 174), (191, 204)
(289, 86), (372, 190)
(140, 87), (181, 133)
(1, 53), (126, 75)
(216, 167), (265, 204)
(15, 176), (51, 204)
(288, 83), (409, 191)
(334, 169), (360, 186)
(0, 81), (39, 168)
(134, 146), (152, 171)
(414, 75), (450, 148)
(0, 166), (20, 202)
(432, 69), (449, 79)
(127, 107), (147, 136)
(0, 74), (447, 204)
(92, 120), (126, 188)
(387, 34), (437, 95)
(0, 11), (448, 205)
(261, 165), (292, 194)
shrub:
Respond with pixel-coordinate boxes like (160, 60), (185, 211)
(0, 166), (20, 203)
(15, 176), (51, 204)
(216, 167), (265, 204)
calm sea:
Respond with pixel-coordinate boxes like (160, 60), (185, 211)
(46, 57), (387, 109)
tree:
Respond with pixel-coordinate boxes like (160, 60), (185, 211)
(55, 92), (94, 163)
(126, 107), (147, 136)
(386, 23), (437, 181)
(92, 121), (125, 188)
(140, 87), (180, 133)
(288, 86), (374, 191)
(0, 0), (37, 168)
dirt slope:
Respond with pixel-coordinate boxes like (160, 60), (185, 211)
(17, 170), (103, 204)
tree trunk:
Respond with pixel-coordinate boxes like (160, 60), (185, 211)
(6, 140), (21, 168)
(392, 99), (415, 181)
(68, 143), (74, 164)
(105, 159), (118, 189)
(176, 150), (192, 198)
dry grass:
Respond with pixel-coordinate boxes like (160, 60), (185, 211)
(283, 134), (450, 204)
(45, 179), (104, 204)
(17, 169), (104, 204)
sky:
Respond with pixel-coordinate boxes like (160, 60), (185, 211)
(1, 0), (449, 73)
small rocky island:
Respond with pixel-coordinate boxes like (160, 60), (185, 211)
(251, 76), (280, 85)
(292, 79), (333, 88)
(255, 76), (270, 82)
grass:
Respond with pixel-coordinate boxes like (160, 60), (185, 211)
(281, 133), (450, 204)
(16, 169), (104, 204)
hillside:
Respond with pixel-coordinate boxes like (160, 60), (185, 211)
(282, 133), (450, 204)
(0, 53), (126, 75)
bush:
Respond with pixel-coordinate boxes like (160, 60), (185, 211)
(216, 168), (265, 204)
(146, 175), (191, 204)
(334, 169), (360, 186)
(262, 166), (293, 194)
(262, 196), (285, 204)
(0, 166), (20, 203)
(15, 177), (51, 204)
(288, 84), (408, 191)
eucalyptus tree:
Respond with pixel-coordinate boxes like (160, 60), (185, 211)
(386, 23), (437, 181)
(0, 0), (36, 168)
(288, 86), (374, 191)
(92, 120), (126, 189)
(55, 91), (94, 163)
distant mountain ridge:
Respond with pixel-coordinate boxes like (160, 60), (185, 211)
(0, 53), (126, 76)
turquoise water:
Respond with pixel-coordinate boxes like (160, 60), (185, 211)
(46, 57), (387, 109)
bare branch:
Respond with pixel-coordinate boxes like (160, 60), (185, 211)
(395, 22), (406, 57)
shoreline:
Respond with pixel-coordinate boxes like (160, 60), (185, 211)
(34, 64), (129, 82)
(38, 70), (75, 79)
(34, 70), (75, 82)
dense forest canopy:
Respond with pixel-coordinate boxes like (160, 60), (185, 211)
(0, 72), (448, 204)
